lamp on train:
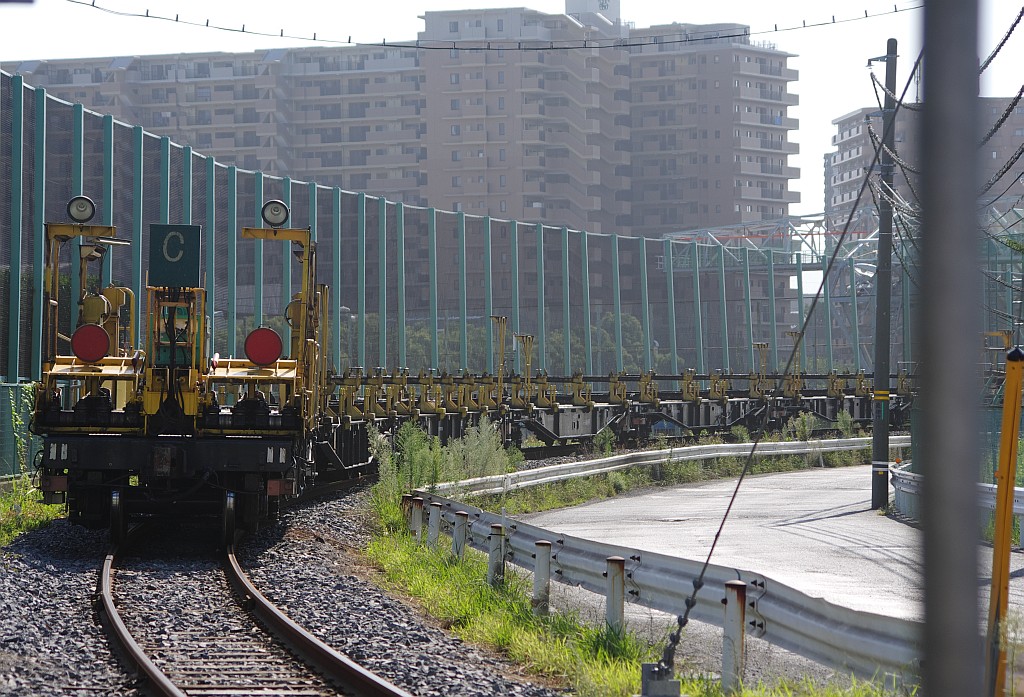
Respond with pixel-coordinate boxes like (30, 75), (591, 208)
(261, 200), (289, 228)
(67, 195), (96, 224)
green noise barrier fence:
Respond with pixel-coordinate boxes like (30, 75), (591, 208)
(0, 67), (961, 390)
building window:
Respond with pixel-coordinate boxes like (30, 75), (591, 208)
(498, 122), (505, 136)
(497, 18), (504, 32)
(450, 73), (459, 84)
(498, 71), (505, 84)
(499, 148), (506, 161)
(449, 21), (459, 32)
(500, 175), (507, 186)
(451, 125), (461, 135)
(450, 48), (459, 58)
(452, 151), (461, 161)
(500, 200), (507, 212)
(498, 96), (505, 109)
(452, 176), (462, 186)
(451, 99), (460, 110)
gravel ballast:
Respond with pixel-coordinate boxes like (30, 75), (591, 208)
(0, 523), (140, 696)
(0, 483), (847, 696)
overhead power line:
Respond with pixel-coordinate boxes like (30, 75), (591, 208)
(980, 4), (1024, 73)
(66, 0), (923, 51)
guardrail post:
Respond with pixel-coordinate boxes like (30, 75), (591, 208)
(410, 497), (424, 543)
(487, 523), (505, 586)
(427, 502), (442, 546)
(533, 540), (552, 616)
(605, 556), (625, 632)
(401, 494), (412, 521)
(722, 580), (747, 694)
(452, 510), (469, 558)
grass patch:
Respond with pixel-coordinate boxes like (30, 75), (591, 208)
(364, 532), (909, 697)
(366, 534), (657, 696)
(0, 474), (64, 547)
(365, 415), (915, 696)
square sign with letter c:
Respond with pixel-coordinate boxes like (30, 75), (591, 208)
(149, 224), (202, 288)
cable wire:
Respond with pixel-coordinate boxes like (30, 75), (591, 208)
(656, 47), (925, 679)
(980, 5), (1024, 74)
(66, 0), (923, 52)
(980, 83), (1024, 147)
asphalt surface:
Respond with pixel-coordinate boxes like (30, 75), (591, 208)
(520, 464), (1024, 622)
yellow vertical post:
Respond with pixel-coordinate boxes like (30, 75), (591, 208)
(986, 347), (1024, 696)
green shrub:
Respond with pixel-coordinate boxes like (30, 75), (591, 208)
(594, 428), (616, 456)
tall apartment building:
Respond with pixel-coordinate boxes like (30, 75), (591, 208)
(3, 0), (799, 237)
(627, 23), (799, 235)
(825, 98), (1024, 225)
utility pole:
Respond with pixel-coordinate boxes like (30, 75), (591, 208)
(871, 38), (898, 510)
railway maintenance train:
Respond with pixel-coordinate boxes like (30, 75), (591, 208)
(32, 197), (371, 542)
(32, 197), (913, 542)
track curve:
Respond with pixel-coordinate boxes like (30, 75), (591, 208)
(96, 530), (412, 697)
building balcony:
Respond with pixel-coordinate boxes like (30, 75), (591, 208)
(735, 86), (799, 106)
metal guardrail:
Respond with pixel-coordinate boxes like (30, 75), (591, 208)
(416, 436), (921, 681)
(0, 474), (19, 494)
(413, 490), (923, 682)
(891, 462), (1024, 522)
(433, 436), (912, 497)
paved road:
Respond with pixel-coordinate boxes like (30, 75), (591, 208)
(520, 464), (1024, 621)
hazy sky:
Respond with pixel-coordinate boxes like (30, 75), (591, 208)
(2, 0), (1020, 215)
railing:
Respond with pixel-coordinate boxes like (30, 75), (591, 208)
(432, 437), (911, 496)
(891, 461), (1024, 522)
(418, 437), (920, 683)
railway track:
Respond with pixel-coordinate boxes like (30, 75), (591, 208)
(96, 526), (411, 697)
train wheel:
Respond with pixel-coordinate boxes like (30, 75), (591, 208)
(109, 489), (126, 544)
(223, 491), (237, 548)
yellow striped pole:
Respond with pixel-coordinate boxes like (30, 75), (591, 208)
(986, 347), (1024, 696)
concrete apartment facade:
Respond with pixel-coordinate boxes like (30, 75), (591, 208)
(4, 1), (800, 238)
(825, 97), (1024, 226)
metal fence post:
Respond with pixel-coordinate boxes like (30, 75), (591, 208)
(401, 494), (412, 522)
(452, 510), (469, 558)
(410, 497), (424, 543)
(606, 556), (625, 632)
(487, 523), (505, 586)
(533, 540), (552, 616)
(427, 502), (442, 547)
(723, 580), (747, 695)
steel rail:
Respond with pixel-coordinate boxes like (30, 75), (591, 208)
(95, 543), (186, 697)
(224, 544), (413, 697)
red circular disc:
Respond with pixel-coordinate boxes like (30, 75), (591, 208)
(244, 327), (283, 366)
(71, 324), (109, 363)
